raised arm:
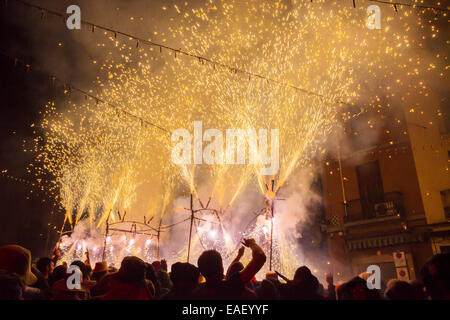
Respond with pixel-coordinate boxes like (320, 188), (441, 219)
(239, 238), (266, 284)
(51, 244), (61, 266)
(84, 251), (91, 267)
(226, 246), (245, 277)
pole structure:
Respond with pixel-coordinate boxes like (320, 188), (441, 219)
(102, 210), (111, 261)
(268, 179), (275, 271)
(57, 215), (67, 247)
(336, 136), (348, 217)
(187, 193), (194, 263)
(269, 217), (274, 271)
(156, 218), (162, 259)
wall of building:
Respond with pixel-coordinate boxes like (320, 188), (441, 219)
(322, 143), (426, 222)
(321, 130), (434, 282)
(402, 98), (450, 224)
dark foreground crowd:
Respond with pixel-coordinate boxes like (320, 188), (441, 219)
(0, 239), (449, 300)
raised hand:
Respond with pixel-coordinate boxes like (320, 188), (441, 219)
(241, 238), (257, 248)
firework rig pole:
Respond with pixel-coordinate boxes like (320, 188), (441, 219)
(269, 217), (274, 271)
(51, 215), (67, 263)
(269, 179), (275, 271)
(187, 193), (194, 263)
(156, 218), (162, 259)
(101, 211), (111, 261)
(336, 137), (348, 218)
(57, 214), (68, 248)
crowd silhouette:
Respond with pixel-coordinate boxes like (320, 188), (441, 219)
(0, 240), (449, 300)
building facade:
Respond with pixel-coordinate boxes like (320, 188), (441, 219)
(320, 104), (450, 284)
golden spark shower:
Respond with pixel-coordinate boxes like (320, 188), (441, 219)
(24, 0), (448, 277)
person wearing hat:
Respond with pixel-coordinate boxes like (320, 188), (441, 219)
(102, 256), (153, 300)
(69, 260), (96, 291)
(51, 275), (90, 300)
(49, 260), (92, 300)
(0, 245), (44, 300)
(92, 261), (108, 282)
(0, 270), (25, 299)
(33, 257), (54, 299)
(152, 260), (173, 296)
(162, 262), (200, 300)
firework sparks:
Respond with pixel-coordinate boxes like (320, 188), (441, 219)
(28, 0), (448, 276)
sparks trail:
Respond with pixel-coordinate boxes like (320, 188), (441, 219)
(8, 0), (367, 112)
(6, 0), (444, 275)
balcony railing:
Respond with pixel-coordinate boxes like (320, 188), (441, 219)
(343, 192), (404, 223)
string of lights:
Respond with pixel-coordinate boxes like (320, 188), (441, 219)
(0, 50), (170, 134)
(0, 170), (56, 199)
(1, 170), (37, 187)
(6, 0), (445, 125)
(0, 49), (367, 144)
(0, 47), (427, 166)
(0, 2), (444, 120)
(366, 0), (449, 13)
(4, 0), (364, 109)
(307, 0), (449, 13)
(0, 0), (436, 137)
(7, 0), (444, 127)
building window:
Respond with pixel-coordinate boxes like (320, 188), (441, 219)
(356, 161), (384, 218)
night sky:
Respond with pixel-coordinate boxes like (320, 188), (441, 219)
(0, 3), (61, 255)
(0, 0), (176, 256)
